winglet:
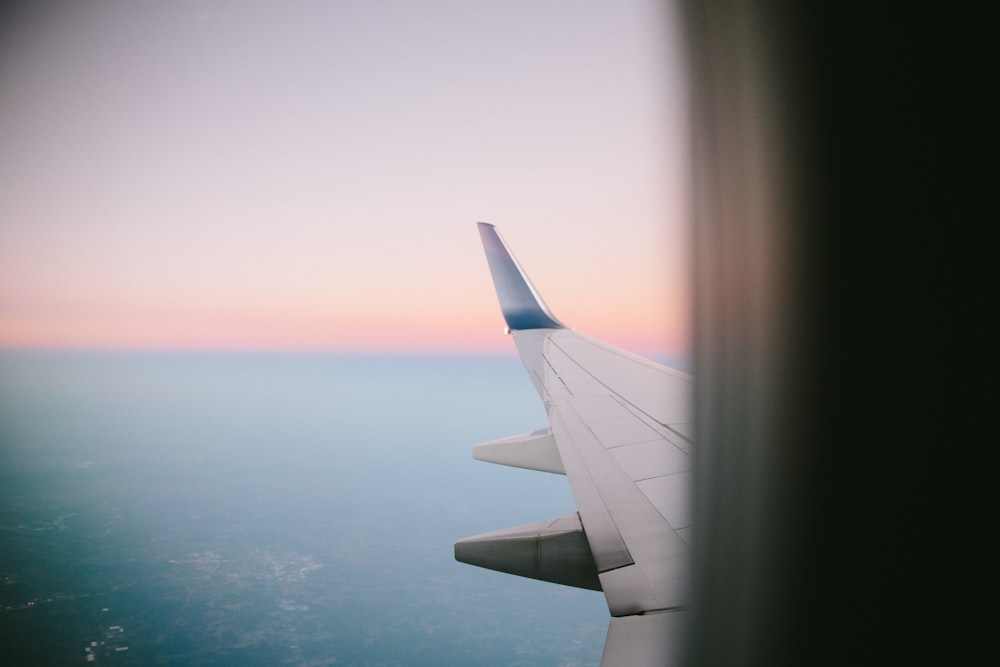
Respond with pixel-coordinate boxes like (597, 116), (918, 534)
(477, 223), (566, 330)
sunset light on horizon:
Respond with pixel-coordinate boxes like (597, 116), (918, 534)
(0, 1), (690, 362)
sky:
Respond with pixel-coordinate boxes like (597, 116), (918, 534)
(0, 0), (690, 359)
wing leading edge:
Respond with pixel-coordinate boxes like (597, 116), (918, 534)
(455, 223), (692, 666)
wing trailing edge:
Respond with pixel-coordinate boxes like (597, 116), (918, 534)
(602, 611), (684, 667)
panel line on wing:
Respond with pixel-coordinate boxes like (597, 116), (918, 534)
(556, 393), (691, 608)
(509, 326), (692, 615)
(546, 333), (692, 440)
(546, 406), (635, 573)
(636, 473), (692, 530)
(551, 395), (689, 571)
(611, 395), (694, 449)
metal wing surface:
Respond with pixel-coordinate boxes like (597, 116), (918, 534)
(456, 224), (692, 666)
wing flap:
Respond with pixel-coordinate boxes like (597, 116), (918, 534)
(601, 610), (688, 667)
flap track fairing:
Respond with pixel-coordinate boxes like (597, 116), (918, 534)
(471, 427), (565, 474)
(454, 512), (601, 591)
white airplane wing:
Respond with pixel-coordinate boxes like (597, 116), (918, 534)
(456, 223), (692, 666)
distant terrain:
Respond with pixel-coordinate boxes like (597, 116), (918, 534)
(1, 351), (606, 666)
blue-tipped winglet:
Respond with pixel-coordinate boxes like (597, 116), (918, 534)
(477, 223), (566, 331)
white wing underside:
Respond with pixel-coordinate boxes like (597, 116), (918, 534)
(456, 224), (693, 666)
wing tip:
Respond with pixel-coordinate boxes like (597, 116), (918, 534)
(477, 223), (566, 331)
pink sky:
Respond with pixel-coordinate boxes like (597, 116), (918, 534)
(0, 1), (690, 360)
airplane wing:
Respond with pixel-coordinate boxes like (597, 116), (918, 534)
(455, 223), (692, 666)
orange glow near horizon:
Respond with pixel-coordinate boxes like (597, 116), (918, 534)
(0, 287), (687, 359)
(0, 219), (689, 358)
